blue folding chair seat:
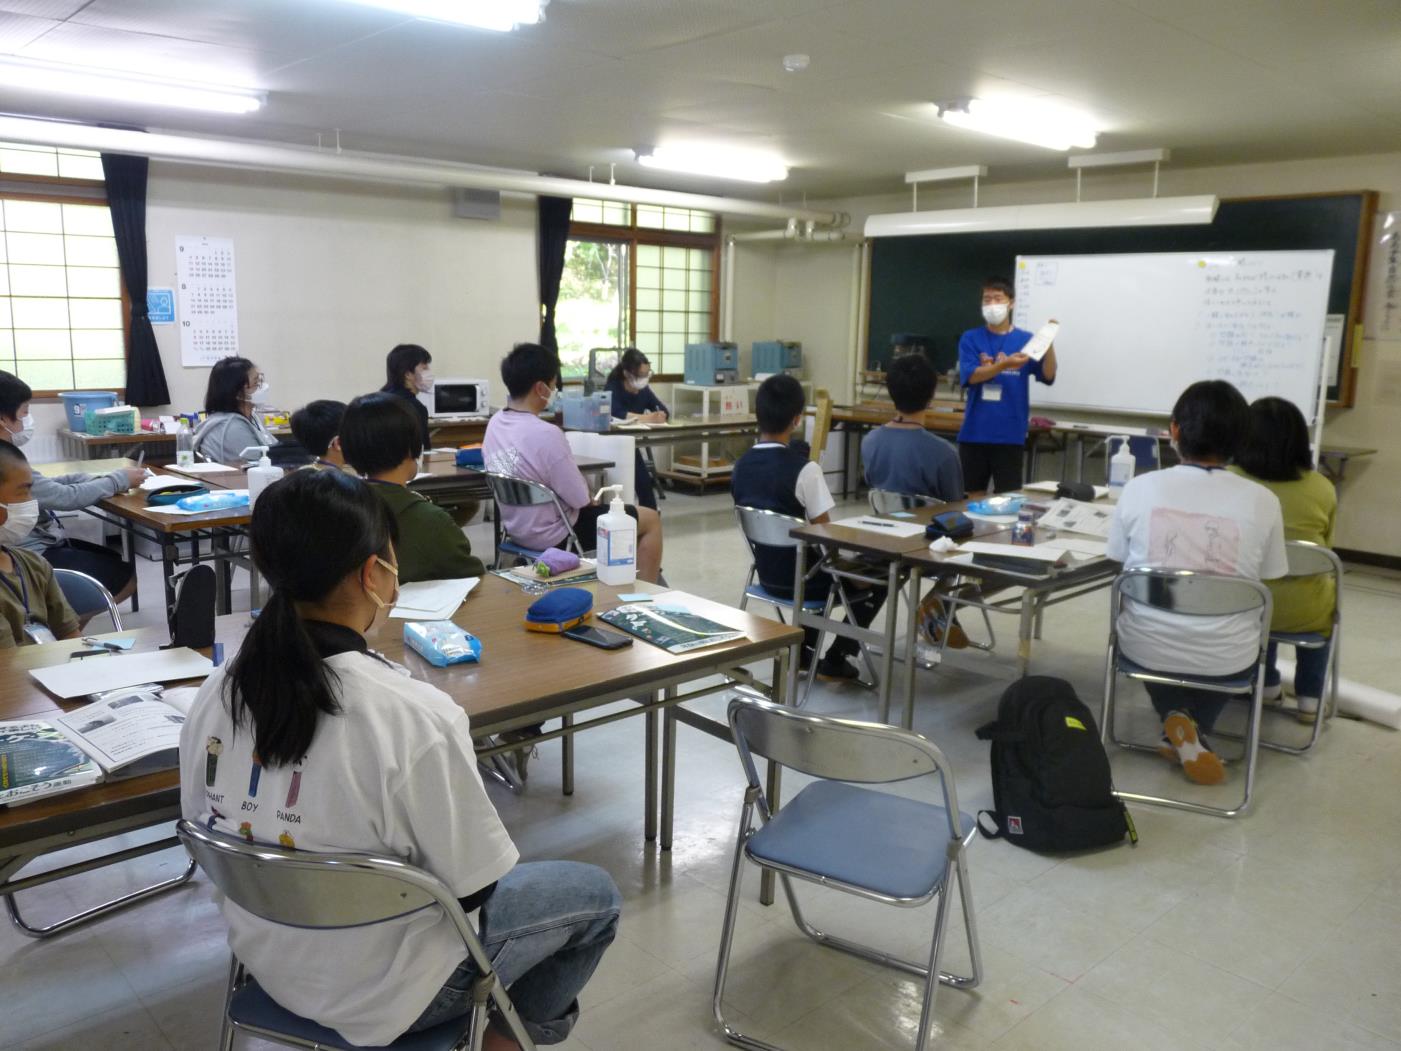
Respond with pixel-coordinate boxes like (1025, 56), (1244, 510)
(746, 780), (973, 901)
(230, 979), (469, 1051)
(1114, 654), (1256, 693)
(498, 538), (546, 564)
(743, 581), (825, 613)
(1269, 630), (1328, 648)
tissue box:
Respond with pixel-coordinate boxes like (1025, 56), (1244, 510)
(404, 621), (482, 667)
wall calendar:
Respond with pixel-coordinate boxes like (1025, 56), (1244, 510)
(176, 235), (239, 367)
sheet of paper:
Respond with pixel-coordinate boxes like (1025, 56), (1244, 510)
(829, 516), (928, 538)
(169, 461), (235, 474)
(1039, 497), (1115, 539)
(144, 503), (233, 517)
(390, 577), (480, 619)
(958, 541), (1066, 563)
(1046, 537), (1109, 558)
(1022, 320), (1059, 362)
(32, 648), (214, 700)
(139, 476), (189, 492)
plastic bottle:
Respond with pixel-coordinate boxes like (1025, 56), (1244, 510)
(246, 447), (281, 509)
(175, 419), (194, 467)
(1107, 436), (1136, 501)
(593, 485), (637, 587)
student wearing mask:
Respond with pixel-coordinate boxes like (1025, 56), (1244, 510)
(289, 399), (348, 471)
(0, 372), (142, 613)
(1107, 380), (1287, 786)
(382, 343), (435, 449)
(1230, 397), (1338, 723)
(193, 356), (278, 465)
(484, 342), (664, 582)
(179, 469), (620, 1049)
(956, 277), (1057, 493)
(0, 441), (80, 647)
(340, 392), (484, 583)
(604, 348), (668, 511)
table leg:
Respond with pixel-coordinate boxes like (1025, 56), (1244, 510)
(788, 542), (807, 707)
(761, 647), (791, 907)
(1017, 592), (1036, 676)
(120, 520), (138, 614)
(561, 712), (574, 796)
(902, 565), (923, 730)
(876, 559), (900, 725)
(661, 690), (677, 851)
(1076, 435), (1086, 483)
(644, 702), (658, 843)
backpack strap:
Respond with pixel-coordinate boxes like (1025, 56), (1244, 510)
(975, 720), (1024, 744)
(975, 810), (1003, 840)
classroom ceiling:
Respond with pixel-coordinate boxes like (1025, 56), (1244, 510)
(0, 0), (1399, 201)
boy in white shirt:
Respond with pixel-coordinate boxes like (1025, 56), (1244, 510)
(1107, 380), (1287, 786)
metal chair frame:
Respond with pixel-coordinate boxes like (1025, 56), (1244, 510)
(52, 567), (123, 632)
(485, 471), (585, 569)
(733, 505), (878, 702)
(176, 820), (536, 1051)
(715, 698), (982, 1051)
(1101, 567), (1273, 819)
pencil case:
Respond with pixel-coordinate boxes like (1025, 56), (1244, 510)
(925, 511), (974, 540)
(403, 621), (482, 667)
(147, 484), (208, 506)
(524, 587), (592, 633)
(176, 490), (250, 513)
(534, 548), (580, 577)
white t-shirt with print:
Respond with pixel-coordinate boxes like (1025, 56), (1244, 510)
(1106, 465), (1288, 675)
(179, 651), (519, 1047)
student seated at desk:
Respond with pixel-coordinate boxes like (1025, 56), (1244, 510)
(382, 342), (434, 448)
(484, 342), (664, 582)
(340, 392), (484, 583)
(179, 469), (620, 1049)
(0, 441), (80, 647)
(1107, 380), (1287, 785)
(0, 371), (142, 615)
(290, 399), (348, 471)
(605, 348), (667, 511)
(193, 355), (279, 465)
(1230, 396), (1337, 723)
(732, 374), (881, 682)
(861, 354), (963, 501)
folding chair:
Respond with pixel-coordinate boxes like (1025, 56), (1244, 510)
(1265, 540), (1343, 753)
(52, 568), (122, 632)
(485, 472), (585, 569)
(176, 820), (536, 1051)
(867, 488), (938, 515)
(715, 698), (982, 1051)
(733, 505), (877, 702)
(1101, 567), (1272, 819)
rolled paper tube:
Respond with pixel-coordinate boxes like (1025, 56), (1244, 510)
(1275, 657), (1401, 730)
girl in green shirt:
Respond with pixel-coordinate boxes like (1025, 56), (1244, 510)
(1231, 397), (1337, 722)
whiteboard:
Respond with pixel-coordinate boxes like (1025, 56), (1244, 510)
(1013, 251), (1334, 421)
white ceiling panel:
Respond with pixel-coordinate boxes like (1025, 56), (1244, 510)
(0, 0), (85, 17)
(18, 21), (267, 84)
(0, 11), (54, 51)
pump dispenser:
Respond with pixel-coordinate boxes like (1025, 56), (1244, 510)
(247, 447), (281, 508)
(1107, 436), (1136, 501)
(593, 485), (637, 586)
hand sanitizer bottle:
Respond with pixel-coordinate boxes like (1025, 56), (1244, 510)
(247, 447), (281, 508)
(593, 485), (637, 586)
(1107, 436), (1136, 501)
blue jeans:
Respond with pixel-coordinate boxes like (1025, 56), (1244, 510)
(1266, 639), (1333, 700)
(1144, 662), (1257, 734)
(408, 861), (621, 1044)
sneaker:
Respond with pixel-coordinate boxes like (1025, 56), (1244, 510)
(815, 654), (861, 682)
(1262, 681), (1284, 705)
(917, 595), (969, 650)
(1295, 695), (1321, 724)
(1163, 711), (1226, 785)
(498, 727), (539, 782)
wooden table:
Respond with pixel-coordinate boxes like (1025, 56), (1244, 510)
(0, 575), (801, 936)
(1317, 444), (1378, 485)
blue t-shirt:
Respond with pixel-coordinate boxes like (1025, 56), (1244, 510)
(861, 427), (964, 502)
(957, 326), (1052, 446)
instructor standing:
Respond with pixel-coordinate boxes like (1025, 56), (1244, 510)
(956, 276), (1056, 493)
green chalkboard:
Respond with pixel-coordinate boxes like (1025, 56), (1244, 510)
(867, 193), (1373, 404)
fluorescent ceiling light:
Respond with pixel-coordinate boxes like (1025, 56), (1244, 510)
(1068, 148), (1169, 169)
(337, 0), (546, 30)
(905, 165), (987, 185)
(936, 97), (1099, 151)
(864, 196), (1219, 237)
(636, 146), (788, 184)
(0, 57), (263, 114)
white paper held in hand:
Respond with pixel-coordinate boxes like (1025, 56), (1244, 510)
(1022, 320), (1059, 362)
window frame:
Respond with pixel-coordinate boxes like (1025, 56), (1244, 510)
(1, 176), (129, 401)
(569, 206), (722, 382)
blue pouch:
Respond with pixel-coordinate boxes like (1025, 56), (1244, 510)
(967, 496), (1023, 516)
(456, 447), (485, 467)
(524, 587), (593, 633)
(404, 621), (482, 667)
(176, 490), (250, 513)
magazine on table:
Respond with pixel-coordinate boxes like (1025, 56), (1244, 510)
(598, 603), (746, 654)
(51, 685), (202, 779)
(0, 721), (101, 807)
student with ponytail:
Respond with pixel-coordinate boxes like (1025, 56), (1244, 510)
(179, 470), (620, 1049)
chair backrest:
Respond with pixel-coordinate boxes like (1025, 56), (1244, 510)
(1113, 567), (1273, 646)
(177, 820), (486, 956)
(734, 505), (805, 552)
(486, 471), (580, 552)
(1282, 539), (1343, 581)
(728, 697), (965, 837)
(868, 488), (938, 515)
(808, 388), (833, 464)
(53, 568), (122, 630)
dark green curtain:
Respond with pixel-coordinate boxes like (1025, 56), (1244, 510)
(537, 195), (573, 356)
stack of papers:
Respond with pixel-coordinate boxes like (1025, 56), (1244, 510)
(1039, 498), (1115, 539)
(390, 578), (480, 620)
(30, 648), (215, 700)
(170, 461), (234, 474)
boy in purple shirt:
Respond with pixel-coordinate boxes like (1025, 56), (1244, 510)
(483, 343), (664, 582)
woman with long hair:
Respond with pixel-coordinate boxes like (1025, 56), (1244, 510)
(192, 355), (278, 464)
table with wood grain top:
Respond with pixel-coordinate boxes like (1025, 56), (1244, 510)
(0, 573), (801, 932)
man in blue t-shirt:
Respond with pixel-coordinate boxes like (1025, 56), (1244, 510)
(957, 276), (1057, 493)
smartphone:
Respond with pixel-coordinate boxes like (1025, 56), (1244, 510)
(562, 625), (633, 650)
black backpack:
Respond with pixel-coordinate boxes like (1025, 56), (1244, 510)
(974, 676), (1137, 852)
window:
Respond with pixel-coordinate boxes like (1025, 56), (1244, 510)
(0, 143), (126, 394)
(557, 199), (719, 378)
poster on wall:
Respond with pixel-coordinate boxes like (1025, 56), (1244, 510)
(175, 235), (239, 367)
(1364, 212), (1401, 341)
(146, 288), (175, 325)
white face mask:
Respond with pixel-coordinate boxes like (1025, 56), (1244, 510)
(415, 370), (435, 394)
(5, 415), (33, 448)
(543, 385), (561, 413)
(982, 302), (1010, 326)
(0, 499), (40, 545)
(630, 374), (650, 391)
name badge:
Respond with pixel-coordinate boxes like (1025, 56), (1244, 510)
(983, 384), (1003, 403)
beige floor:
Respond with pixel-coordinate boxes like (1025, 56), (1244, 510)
(4, 486), (1400, 1051)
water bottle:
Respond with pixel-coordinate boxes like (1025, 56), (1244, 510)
(175, 419), (194, 467)
(1107, 436), (1136, 502)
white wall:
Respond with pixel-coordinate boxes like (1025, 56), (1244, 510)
(738, 150), (1401, 558)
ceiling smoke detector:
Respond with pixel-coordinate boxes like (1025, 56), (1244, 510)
(782, 54), (810, 73)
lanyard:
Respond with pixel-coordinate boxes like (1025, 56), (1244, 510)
(0, 550), (30, 616)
